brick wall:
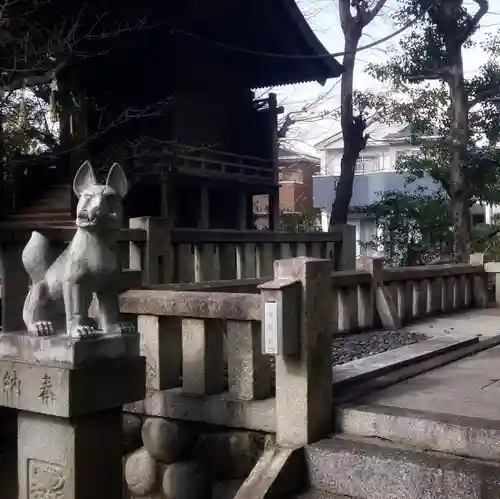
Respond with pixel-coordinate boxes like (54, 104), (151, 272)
(253, 155), (320, 227)
(279, 158), (319, 213)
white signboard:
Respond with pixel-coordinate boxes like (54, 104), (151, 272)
(263, 301), (279, 355)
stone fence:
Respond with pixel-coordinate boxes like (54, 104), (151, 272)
(334, 257), (489, 333)
(128, 218), (356, 284)
(120, 255), (491, 448)
(122, 257), (333, 448)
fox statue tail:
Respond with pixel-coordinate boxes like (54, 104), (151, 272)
(22, 231), (58, 283)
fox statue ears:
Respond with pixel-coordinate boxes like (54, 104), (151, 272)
(73, 161), (128, 198)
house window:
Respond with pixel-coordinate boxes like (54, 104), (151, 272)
(355, 155), (381, 174)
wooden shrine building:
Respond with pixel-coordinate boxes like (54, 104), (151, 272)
(0, 0), (343, 230)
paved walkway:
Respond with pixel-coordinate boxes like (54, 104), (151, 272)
(405, 307), (500, 342)
(360, 342), (500, 422)
(356, 307), (500, 421)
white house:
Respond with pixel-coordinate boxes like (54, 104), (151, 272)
(313, 122), (490, 256)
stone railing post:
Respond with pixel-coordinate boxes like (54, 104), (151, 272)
(340, 224), (356, 270)
(471, 253), (489, 308)
(259, 257), (332, 446)
(130, 217), (173, 285)
(0, 333), (145, 499)
(358, 256), (401, 329)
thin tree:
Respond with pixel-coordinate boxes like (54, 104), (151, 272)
(366, 0), (492, 261)
(419, 0), (489, 261)
(328, 0), (387, 228)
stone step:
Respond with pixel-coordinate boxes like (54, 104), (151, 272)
(338, 403), (500, 462)
(333, 334), (500, 403)
(306, 434), (500, 499)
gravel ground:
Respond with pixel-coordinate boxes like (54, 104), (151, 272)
(332, 330), (430, 365)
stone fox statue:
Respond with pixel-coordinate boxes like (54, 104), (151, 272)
(22, 160), (133, 339)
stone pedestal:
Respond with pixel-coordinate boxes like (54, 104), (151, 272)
(0, 331), (146, 499)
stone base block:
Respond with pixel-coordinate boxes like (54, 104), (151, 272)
(0, 356), (145, 417)
(0, 331), (139, 366)
(19, 409), (123, 499)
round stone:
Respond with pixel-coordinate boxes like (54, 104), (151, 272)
(142, 418), (195, 463)
(123, 414), (143, 455)
(124, 447), (159, 496)
(162, 462), (206, 499)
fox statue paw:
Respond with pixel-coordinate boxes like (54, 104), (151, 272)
(30, 321), (56, 337)
(74, 325), (101, 340)
(68, 315), (101, 340)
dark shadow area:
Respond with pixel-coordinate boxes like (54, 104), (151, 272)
(0, 407), (18, 499)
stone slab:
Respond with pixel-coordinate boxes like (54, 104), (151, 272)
(333, 336), (479, 386)
(307, 434), (500, 499)
(405, 307), (500, 342)
(357, 341), (500, 423)
(0, 331), (139, 367)
(125, 387), (276, 432)
(334, 334), (500, 403)
(0, 356), (145, 417)
(18, 409), (123, 499)
(338, 403), (500, 461)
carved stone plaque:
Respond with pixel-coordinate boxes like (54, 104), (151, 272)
(28, 459), (67, 499)
(263, 300), (279, 355)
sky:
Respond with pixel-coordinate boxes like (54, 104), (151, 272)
(278, 0), (500, 154)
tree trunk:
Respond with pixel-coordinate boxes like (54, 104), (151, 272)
(446, 47), (470, 262)
(328, 26), (365, 228)
(328, 0), (388, 229)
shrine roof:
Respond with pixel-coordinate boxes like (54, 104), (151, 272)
(73, 0), (344, 91)
(173, 0), (344, 87)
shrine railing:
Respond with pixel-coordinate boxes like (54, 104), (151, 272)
(131, 143), (275, 185)
(128, 218), (356, 284)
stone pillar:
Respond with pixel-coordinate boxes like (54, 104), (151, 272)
(271, 257), (332, 446)
(472, 253), (489, 308)
(340, 224), (356, 270)
(358, 257), (400, 329)
(0, 332), (145, 499)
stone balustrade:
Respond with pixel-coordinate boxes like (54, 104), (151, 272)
(129, 218), (356, 284)
(122, 257), (333, 448)
(118, 255), (491, 453)
(120, 289), (267, 399)
(332, 258), (488, 334)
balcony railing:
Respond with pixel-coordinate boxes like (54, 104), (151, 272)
(132, 142), (275, 185)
